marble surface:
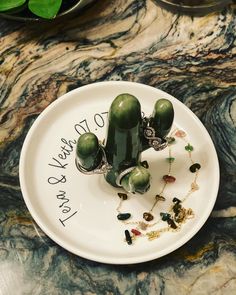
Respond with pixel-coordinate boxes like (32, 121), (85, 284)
(0, 0), (236, 294)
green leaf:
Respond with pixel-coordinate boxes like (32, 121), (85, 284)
(28, 0), (62, 19)
(0, 0), (26, 11)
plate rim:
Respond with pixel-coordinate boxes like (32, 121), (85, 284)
(19, 81), (220, 264)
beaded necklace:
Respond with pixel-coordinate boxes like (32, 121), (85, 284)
(116, 129), (201, 245)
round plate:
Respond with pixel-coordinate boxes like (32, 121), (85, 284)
(19, 81), (219, 264)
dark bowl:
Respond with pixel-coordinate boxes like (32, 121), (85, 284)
(154, 0), (232, 15)
(0, 0), (95, 22)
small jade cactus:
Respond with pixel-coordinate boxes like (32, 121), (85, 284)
(76, 93), (174, 194)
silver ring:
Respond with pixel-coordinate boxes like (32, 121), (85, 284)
(115, 166), (136, 186)
(75, 146), (111, 175)
(143, 125), (167, 151)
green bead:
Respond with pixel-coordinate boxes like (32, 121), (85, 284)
(189, 163), (201, 173)
(117, 213), (131, 221)
(160, 212), (171, 221)
(185, 144), (194, 152)
(166, 157), (175, 163)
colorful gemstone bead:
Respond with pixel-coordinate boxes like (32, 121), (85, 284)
(186, 208), (194, 217)
(175, 209), (186, 223)
(139, 222), (148, 230)
(166, 157), (175, 163)
(146, 231), (160, 241)
(166, 137), (175, 144)
(185, 144), (194, 152)
(191, 182), (199, 191)
(167, 218), (178, 229)
(163, 175), (176, 183)
(155, 195), (166, 201)
(131, 229), (142, 236)
(160, 212), (171, 221)
(175, 130), (186, 138)
(173, 203), (182, 215)
(117, 192), (128, 200)
(189, 163), (201, 173)
(117, 213), (131, 220)
(141, 160), (149, 168)
(125, 230), (132, 245)
(143, 212), (154, 222)
(173, 197), (181, 204)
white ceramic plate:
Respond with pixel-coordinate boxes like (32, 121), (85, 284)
(19, 81), (219, 264)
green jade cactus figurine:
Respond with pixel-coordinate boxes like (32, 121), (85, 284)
(75, 93), (174, 194)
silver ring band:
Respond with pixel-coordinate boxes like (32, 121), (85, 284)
(75, 145), (111, 175)
(115, 166), (136, 186)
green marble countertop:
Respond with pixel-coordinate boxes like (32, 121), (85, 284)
(0, 0), (236, 294)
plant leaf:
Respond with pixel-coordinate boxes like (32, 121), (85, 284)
(28, 0), (62, 19)
(0, 0), (26, 11)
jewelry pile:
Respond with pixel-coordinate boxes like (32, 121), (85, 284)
(116, 129), (201, 245)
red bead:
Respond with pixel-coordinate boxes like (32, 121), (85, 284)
(131, 229), (142, 236)
(163, 175), (176, 183)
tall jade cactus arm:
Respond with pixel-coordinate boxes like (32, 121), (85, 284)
(76, 93), (174, 194)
